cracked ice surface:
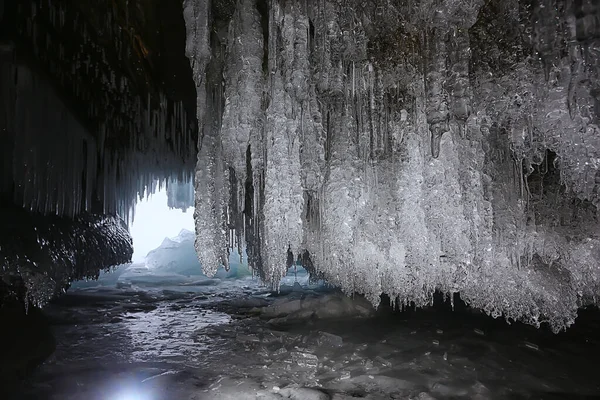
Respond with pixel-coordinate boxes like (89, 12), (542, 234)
(185, 0), (600, 331)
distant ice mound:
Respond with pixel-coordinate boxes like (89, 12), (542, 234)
(124, 229), (251, 283)
(144, 229), (202, 276)
(72, 229), (324, 291)
(73, 229), (252, 289)
(136, 229), (317, 286)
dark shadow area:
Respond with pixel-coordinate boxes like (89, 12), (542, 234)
(0, 295), (55, 394)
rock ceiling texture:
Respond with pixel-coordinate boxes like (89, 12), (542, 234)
(0, 0), (599, 332)
(184, 0), (600, 332)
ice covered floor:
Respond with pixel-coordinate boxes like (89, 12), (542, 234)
(11, 277), (600, 400)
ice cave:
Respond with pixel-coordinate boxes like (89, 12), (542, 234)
(1, 0), (600, 398)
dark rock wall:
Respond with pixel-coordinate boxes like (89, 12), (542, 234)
(0, 298), (55, 390)
(0, 200), (133, 308)
(1, 0), (197, 220)
(0, 0), (195, 306)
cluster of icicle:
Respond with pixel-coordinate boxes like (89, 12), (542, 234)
(166, 175), (195, 211)
(184, 0), (600, 332)
(5, 0), (196, 221)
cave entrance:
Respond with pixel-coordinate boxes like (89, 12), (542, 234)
(129, 186), (196, 264)
(72, 180), (219, 289)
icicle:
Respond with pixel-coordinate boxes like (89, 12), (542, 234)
(352, 61), (355, 99)
(446, 27), (471, 138)
(567, 43), (583, 120)
(220, 0), (263, 183)
(425, 28), (449, 158)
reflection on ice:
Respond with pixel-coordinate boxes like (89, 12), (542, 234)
(112, 387), (153, 400)
(19, 276), (600, 400)
(125, 306), (231, 363)
(16, 231), (600, 400)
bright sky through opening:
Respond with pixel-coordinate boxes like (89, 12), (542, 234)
(129, 189), (195, 262)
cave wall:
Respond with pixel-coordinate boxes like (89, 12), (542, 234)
(0, 0), (198, 306)
(0, 201), (133, 309)
(0, 55), (98, 216)
(185, 0), (600, 331)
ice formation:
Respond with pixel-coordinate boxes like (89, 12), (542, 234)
(185, 0), (600, 331)
(1, 0), (197, 222)
(166, 176), (195, 211)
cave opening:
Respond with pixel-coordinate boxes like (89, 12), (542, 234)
(129, 184), (196, 263)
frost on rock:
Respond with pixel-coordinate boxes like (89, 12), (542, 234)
(185, 0), (600, 331)
(0, 204), (133, 309)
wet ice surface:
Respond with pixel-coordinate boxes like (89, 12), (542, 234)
(14, 276), (600, 400)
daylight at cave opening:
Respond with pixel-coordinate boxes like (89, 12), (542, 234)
(129, 186), (195, 263)
(1, 0), (600, 399)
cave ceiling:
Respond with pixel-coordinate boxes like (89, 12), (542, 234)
(1, 0), (197, 217)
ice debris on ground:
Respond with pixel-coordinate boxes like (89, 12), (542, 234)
(26, 284), (600, 399)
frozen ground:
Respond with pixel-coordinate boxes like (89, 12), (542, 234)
(10, 268), (600, 400)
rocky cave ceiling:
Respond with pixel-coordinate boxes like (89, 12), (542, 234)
(1, 0), (600, 332)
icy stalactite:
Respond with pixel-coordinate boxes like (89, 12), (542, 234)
(293, 13), (326, 195)
(220, 0), (264, 184)
(185, 0), (600, 331)
(317, 101), (372, 300)
(194, 132), (230, 276)
(166, 175), (195, 211)
(532, 0), (561, 81)
(219, 0), (265, 255)
(446, 28), (471, 137)
(184, 0), (233, 276)
(299, 85), (327, 194)
(259, 2), (328, 285)
(262, 72), (305, 285)
(424, 28), (449, 159)
(183, 0), (212, 130)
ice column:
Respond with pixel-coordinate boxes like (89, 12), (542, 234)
(221, 0), (264, 184)
(260, 2), (311, 284)
(183, 0), (230, 275)
(424, 28), (449, 159)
